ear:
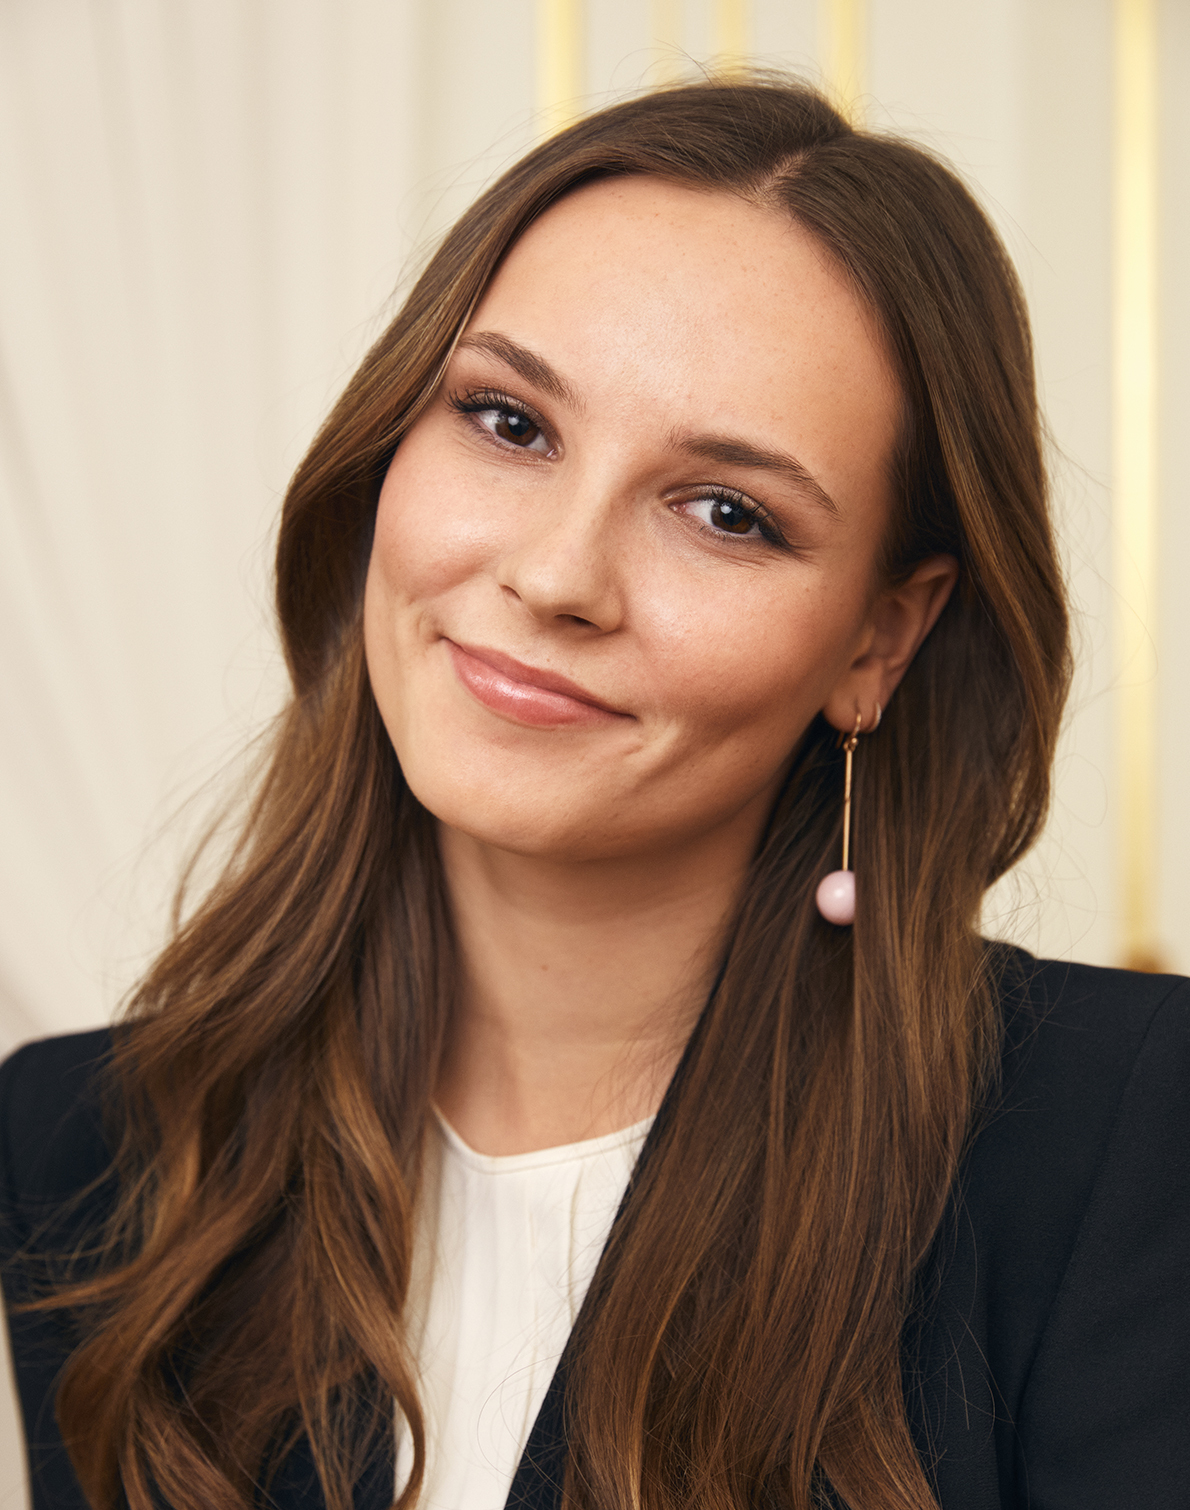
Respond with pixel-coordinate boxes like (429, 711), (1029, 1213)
(822, 554), (959, 732)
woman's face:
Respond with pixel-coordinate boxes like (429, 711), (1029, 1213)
(364, 177), (909, 862)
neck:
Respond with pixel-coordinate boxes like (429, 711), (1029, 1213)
(434, 815), (765, 1155)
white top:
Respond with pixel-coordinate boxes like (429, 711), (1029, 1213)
(394, 1110), (653, 1509)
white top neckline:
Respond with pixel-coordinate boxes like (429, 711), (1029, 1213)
(431, 1106), (655, 1175)
(397, 1107), (654, 1508)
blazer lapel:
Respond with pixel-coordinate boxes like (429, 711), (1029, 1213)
(504, 1350), (569, 1509)
(266, 1356), (568, 1510)
(265, 1417), (395, 1510)
(272, 1002), (706, 1510)
(353, 1441), (398, 1510)
(501, 1012), (703, 1510)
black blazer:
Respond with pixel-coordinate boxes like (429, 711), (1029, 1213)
(3, 952), (1189, 1509)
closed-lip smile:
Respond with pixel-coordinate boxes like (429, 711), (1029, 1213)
(445, 639), (630, 727)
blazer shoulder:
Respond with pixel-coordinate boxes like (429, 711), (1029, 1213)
(972, 950), (1190, 1208)
(907, 954), (1190, 1504)
(1006, 959), (1190, 1502)
(996, 942), (1189, 1016)
(1, 1031), (119, 1510)
(946, 950), (1190, 1321)
(992, 947), (1189, 1091)
(0, 1029), (117, 1225)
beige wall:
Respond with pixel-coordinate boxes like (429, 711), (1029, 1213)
(1, 1), (1186, 1499)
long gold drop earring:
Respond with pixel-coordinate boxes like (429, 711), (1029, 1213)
(815, 705), (879, 926)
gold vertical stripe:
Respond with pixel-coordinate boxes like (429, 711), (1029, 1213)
(537, 0), (584, 139)
(1112, 0), (1162, 970)
(714, 0), (750, 72)
(821, 0), (866, 123)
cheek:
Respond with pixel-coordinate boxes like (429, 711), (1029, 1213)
(369, 437), (500, 606)
(637, 575), (862, 753)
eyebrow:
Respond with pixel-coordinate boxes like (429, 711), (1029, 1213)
(675, 433), (841, 517)
(455, 329), (839, 518)
(456, 331), (580, 408)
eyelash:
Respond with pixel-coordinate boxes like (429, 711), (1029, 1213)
(447, 386), (790, 552)
(685, 487), (789, 550)
(447, 388), (551, 448)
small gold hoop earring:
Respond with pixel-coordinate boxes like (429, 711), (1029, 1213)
(815, 705), (878, 925)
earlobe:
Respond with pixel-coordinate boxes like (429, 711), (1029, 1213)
(822, 553), (959, 732)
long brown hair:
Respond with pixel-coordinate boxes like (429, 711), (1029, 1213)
(39, 76), (1069, 1510)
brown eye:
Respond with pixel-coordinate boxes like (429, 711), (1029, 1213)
(709, 497), (757, 534)
(494, 410), (542, 447)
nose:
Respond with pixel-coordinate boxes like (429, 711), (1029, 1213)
(494, 479), (627, 632)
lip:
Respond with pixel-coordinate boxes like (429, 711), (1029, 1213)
(445, 639), (630, 727)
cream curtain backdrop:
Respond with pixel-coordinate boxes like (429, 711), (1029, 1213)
(1, 1), (1187, 1502)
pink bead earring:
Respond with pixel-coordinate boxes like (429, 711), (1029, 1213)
(815, 704), (880, 926)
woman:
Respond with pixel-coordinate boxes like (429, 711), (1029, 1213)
(2, 74), (1187, 1510)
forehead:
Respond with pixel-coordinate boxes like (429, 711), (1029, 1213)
(468, 176), (900, 483)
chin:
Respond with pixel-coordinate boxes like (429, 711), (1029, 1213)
(398, 757), (639, 864)
(388, 703), (636, 856)
(431, 803), (636, 864)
